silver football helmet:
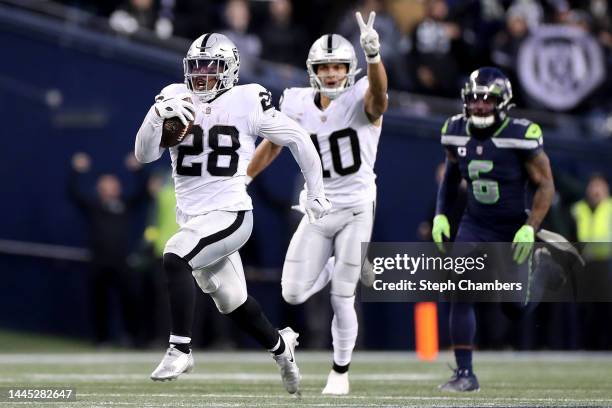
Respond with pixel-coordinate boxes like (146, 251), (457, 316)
(306, 34), (359, 100)
(183, 33), (240, 102)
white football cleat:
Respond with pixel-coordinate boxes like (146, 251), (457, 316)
(322, 370), (349, 395)
(272, 327), (301, 394)
(150, 346), (194, 381)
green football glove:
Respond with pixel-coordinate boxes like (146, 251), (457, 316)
(512, 225), (535, 264)
(432, 214), (450, 252)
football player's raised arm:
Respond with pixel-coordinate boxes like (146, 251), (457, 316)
(247, 140), (283, 180)
(135, 105), (165, 163)
(524, 151), (555, 230)
(364, 60), (388, 123)
(435, 150), (462, 216)
(356, 11), (388, 123)
(254, 109), (325, 198)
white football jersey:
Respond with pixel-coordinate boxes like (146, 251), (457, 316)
(281, 77), (381, 208)
(148, 83), (271, 214)
(135, 82), (326, 216)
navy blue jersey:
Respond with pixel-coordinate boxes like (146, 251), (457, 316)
(440, 114), (543, 233)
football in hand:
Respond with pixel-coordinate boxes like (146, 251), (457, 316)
(160, 96), (194, 148)
(161, 117), (192, 148)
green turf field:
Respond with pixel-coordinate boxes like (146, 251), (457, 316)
(1, 351), (612, 407)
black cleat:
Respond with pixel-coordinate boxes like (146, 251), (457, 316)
(438, 368), (480, 392)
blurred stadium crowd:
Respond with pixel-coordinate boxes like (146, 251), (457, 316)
(56, 0), (612, 125)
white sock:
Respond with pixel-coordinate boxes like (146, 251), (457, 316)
(169, 334), (191, 344)
(330, 294), (358, 366)
(303, 257), (334, 300)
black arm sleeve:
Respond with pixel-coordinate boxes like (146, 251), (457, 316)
(435, 155), (462, 215)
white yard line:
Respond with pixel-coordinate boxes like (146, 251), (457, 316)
(1, 372), (439, 382)
(1, 351), (612, 365)
(76, 393), (612, 403)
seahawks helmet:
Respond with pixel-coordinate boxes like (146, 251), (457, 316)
(461, 67), (513, 128)
(184, 33), (240, 102)
(306, 34), (359, 100)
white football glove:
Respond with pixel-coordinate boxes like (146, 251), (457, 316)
(154, 92), (195, 127)
(305, 195), (332, 223)
(356, 11), (381, 64)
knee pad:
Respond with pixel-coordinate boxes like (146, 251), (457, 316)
(330, 260), (359, 297)
(197, 253), (247, 314)
(214, 286), (248, 315)
(192, 268), (220, 294)
(281, 280), (311, 305)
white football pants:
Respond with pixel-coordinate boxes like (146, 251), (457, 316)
(282, 202), (375, 302)
(282, 202), (374, 366)
(164, 209), (253, 314)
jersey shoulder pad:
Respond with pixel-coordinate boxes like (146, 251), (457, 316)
(506, 117), (541, 138)
(442, 114), (466, 134)
(279, 87), (311, 115)
(353, 76), (369, 95)
(493, 117), (543, 150)
(440, 114), (469, 146)
(156, 83), (189, 101)
(228, 83), (275, 115)
(337, 76), (368, 104)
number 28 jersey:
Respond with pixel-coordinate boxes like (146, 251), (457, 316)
(281, 77), (381, 208)
(153, 83), (274, 215)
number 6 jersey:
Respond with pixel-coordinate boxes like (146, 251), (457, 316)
(440, 113), (544, 231)
(281, 77), (382, 209)
(135, 82), (325, 215)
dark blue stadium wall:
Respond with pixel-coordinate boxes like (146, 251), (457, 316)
(1, 9), (612, 349)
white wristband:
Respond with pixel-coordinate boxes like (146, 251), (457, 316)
(245, 175), (253, 185)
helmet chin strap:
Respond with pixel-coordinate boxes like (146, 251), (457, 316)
(318, 77), (349, 100)
(187, 76), (223, 102)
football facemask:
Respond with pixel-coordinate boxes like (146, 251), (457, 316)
(184, 58), (227, 94)
(461, 67), (513, 129)
(183, 33), (240, 102)
(465, 93), (498, 128)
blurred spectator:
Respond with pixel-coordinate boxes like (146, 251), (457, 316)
(172, 0), (214, 40)
(572, 173), (612, 261)
(221, 0), (262, 78)
(110, 0), (151, 35)
(337, 0), (411, 90)
(408, 0), (463, 96)
(68, 152), (150, 347)
(259, 0), (307, 68)
(571, 173), (612, 348)
(109, 0), (175, 39)
(491, 3), (540, 106)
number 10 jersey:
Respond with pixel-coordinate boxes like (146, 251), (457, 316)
(281, 77), (382, 209)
